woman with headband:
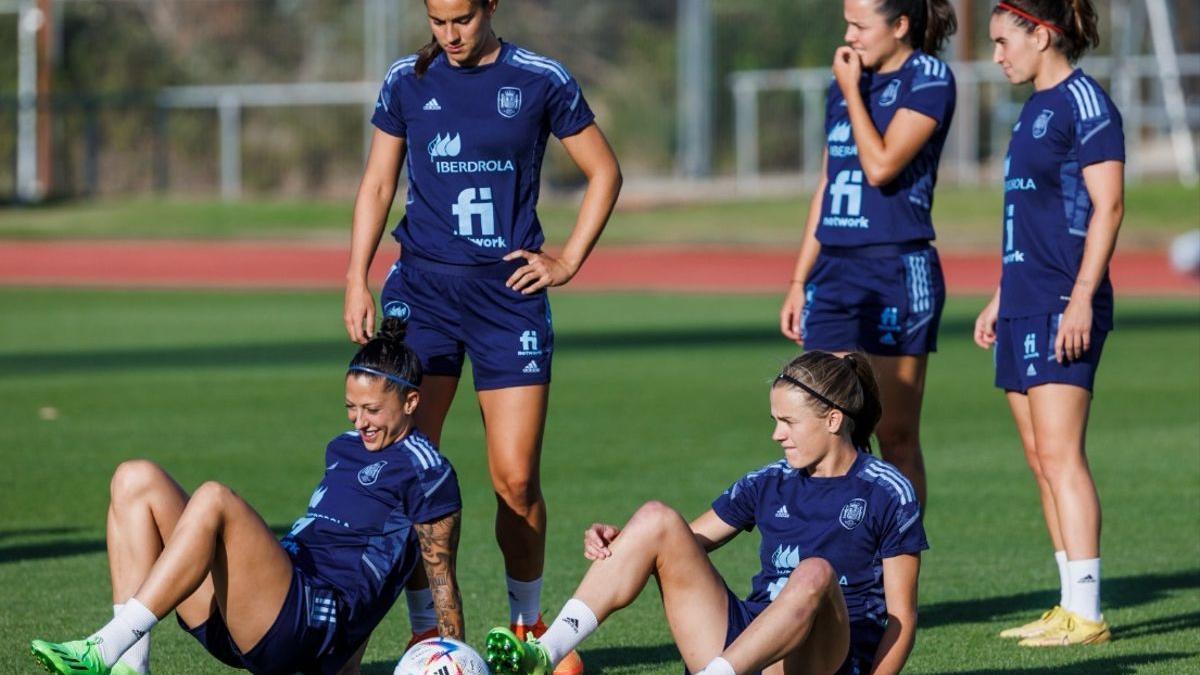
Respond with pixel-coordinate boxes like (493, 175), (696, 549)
(30, 310), (465, 675)
(780, 0), (960, 509)
(975, 0), (1120, 647)
(485, 352), (927, 675)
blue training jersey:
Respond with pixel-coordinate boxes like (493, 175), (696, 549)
(819, 51), (956, 246)
(712, 453), (927, 630)
(372, 41), (596, 265)
(281, 429), (461, 654)
(999, 70), (1124, 327)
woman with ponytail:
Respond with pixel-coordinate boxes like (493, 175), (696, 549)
(976, 0), (1119, 648)
(484, 352), (926, 675)
(780, 0), (959, 509)
(345, 2), (619, 672)
(30, 310), (464, 675)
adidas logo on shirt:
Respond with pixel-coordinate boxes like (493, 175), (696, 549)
(424, 98), (442, 111)
(774, 505), (790, 519)
(523, 360), (540, 374)
(1026, 364), (1038, 377)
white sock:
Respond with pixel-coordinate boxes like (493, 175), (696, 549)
(89, 598), (158, 668)
(1066, 558), (1101, 621)
(506, 575), (543, 626)
(696, 656), (736, 675)
(1054, 550), (1070, 608)
(113, 604), (151, 674)
(537, 598), (599, 666)
(406, 588), (438, 634)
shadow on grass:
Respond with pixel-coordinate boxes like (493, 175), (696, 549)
(921, 569), (1200, 629)
(934, 651), (1198, 674)
(0, 524), (295, 564)
(2, 308), (1195, 377)
(361, 643), (682, 675)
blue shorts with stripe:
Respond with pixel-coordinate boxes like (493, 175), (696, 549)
(994, 313), (1108, 394)
(179, 566), (344, 674)
(802, 243), (945, 356)
(380, 251), (553, 391)
(682, 587), (880, 675)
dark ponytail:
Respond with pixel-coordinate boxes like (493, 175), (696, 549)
(347, 307), (423, 395)
(414, 37), (443, 78)
(878, 0), (958, 55)
(774, 351), (883, 450)
(993, 0), (1100, 62)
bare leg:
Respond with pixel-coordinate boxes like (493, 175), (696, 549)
(106, 460), (216, 628)
(478, 385), (549, 581)
(733, 559), (850, 675)
(414, 375), (461, 446)
(1005, 393), (1066, 553)
(568, 502), (730, 671)
(1027, 385), (1099, 560)
(133, 481), (295, 651)
(867, 354), (929, 507)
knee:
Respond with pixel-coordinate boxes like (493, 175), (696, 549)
(875, 422), (920, 454)
(190, 481), (234, 514)
(779, 558), (837, 606)
(493, 475), (542, 513)
(110, 459), (167, 501)
(624, 501), (685, 540)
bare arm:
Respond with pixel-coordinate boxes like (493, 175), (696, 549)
(869, 554), (920, 675)
(1055, 160), (1124, 363)
(344, 129), (407, 344)
(414, 510), (465, 639)
(833, 47), (940, 187)
(781, 150), (830, 343)
(689, 509), (742, 552)
(505, 123), (622, 294)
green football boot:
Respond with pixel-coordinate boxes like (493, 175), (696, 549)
(30, 638), (110, 674)
(485, 627), (551, 675)
(111, 662), (145, 675)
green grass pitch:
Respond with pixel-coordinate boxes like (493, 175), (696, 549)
(0, 289), (1196, 673)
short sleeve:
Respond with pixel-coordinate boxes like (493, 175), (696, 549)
(712, 465), (773, 532)
(876, 491), (929, 559)
(371, 61), (410, 138)
(1069, 80), (1125, 167)
(402, 461), (461, 524)
(548, 75), (595, 139)
(901, 58), (955, 126)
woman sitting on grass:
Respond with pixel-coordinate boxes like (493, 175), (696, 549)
(486, 351), (927, 675)
(30, 312), (464, 675)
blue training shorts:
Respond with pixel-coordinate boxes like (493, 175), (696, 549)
(683, 588), (879, 675)
(994, 313), (1108, 394)
(380, 252), (553, 391)
(803, 243), (945, 356)
(179, 566), (342, 675)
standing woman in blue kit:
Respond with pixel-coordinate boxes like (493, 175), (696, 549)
(343, 1), (621, 672)
(780, 0), (959, 507)
(974, 0), (1121, 647)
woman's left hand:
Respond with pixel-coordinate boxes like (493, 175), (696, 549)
(1055, 298), (1093, 363)
(504, 250), (578, 294)
(833, 46), (863, 95)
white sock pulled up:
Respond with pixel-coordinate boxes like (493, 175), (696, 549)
(89, 598), (158, 668)
(112, 604), (152, 674)
(506, 575), (543, 627)
(1054, 550), (1070, 608)
(405, 587), (438, 634)
(696, 656), (736, 675)
(1066, 557), (1101, 622)
(537, 598), (599, 666)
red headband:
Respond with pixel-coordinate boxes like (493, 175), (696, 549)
(997, 2), (1065, 34)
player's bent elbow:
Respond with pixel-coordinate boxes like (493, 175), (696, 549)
(862, 163), (899, 188)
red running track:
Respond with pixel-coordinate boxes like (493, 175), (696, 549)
(0, 240), (1195, 296)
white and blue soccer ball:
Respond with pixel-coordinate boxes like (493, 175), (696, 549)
(394, 637), (490, 675)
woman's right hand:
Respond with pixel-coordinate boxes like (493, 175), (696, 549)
(344, 281), (376, 345)
(973, 290), (1001, 350)
(583, 523), (621, 560)
(780, 282), (806, 345)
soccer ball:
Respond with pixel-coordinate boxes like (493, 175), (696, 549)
(394, 637), (490, 675)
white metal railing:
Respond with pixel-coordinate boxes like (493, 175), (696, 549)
(730, 54), (1200, 188)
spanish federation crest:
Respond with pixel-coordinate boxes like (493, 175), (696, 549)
(839, 498), (867, 531)
(497, 87), (522, 118)
(358, 460), (387, 486)
(1032, 109), (1054, 139)
(879, 79), (901, 107)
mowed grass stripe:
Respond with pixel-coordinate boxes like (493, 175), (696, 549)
(0, 290), (1196, 673)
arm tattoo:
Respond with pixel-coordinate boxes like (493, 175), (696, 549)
(414, 510), (464, 640)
